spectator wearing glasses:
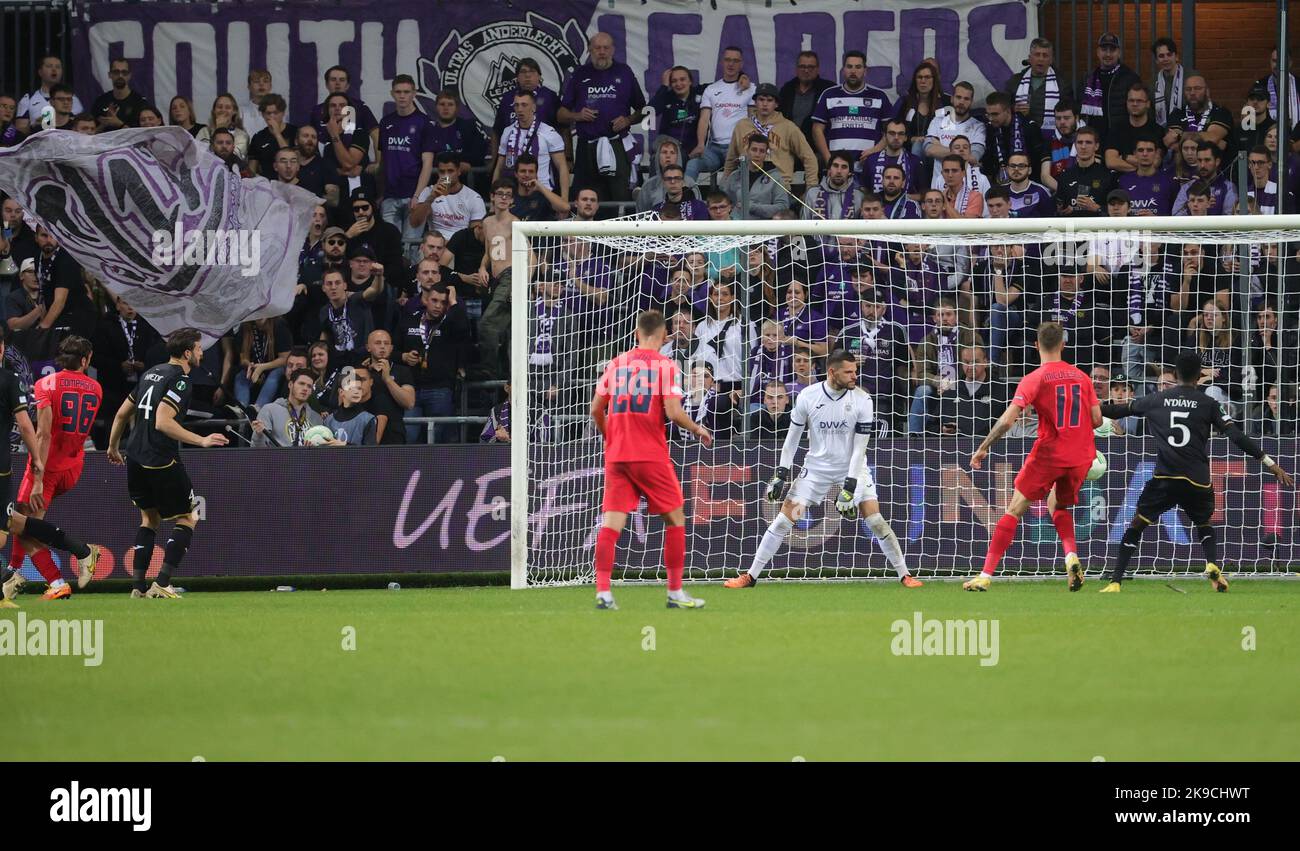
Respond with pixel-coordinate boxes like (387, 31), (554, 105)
(1247, 146), (1281, 214)
(16, 54), (83, 135)
(92, 58), (149, 131)
(778, 51), (834, 141)
(271, 146), (302, 188)
(654, 164), (709, 220)
(37, 85), (77, 132)
(1005, 151), (1055, 217)
(344, 188), (404, 275)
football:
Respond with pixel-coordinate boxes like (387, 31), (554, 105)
(303, 425), (336, 447)
(1086, 450), (1108, 481)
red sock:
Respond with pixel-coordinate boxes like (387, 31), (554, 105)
(9, 538), (26, 572)
(1263, 483), (1281, 534)
(982, 514), (1020, 576)
(595, 526), (619, 592)
(32, 549), (60, 584)
(664, 525), (686, 592)
(1051, 508), (1077, 556)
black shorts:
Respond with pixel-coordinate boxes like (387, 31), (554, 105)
(0, 470), (11, 514)
(1136, 476), (1215, 526)
(127, 460), (196, 520)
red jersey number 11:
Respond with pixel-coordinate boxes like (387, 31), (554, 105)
(1055, 384), (1082, 429)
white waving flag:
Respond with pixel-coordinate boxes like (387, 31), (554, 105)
(0, 126), (320, 343)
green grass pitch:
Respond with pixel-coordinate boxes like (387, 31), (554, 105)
(7, 580), (1299, 761)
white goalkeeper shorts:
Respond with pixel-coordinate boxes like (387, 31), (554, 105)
(788, 463), (878, 507)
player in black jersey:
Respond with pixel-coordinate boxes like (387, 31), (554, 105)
(1099, 351), (1294, 592)
(0, 327), (103, 607)
(107, 328), (228, 599)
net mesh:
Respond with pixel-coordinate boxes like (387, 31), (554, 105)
(519, 218), (1300, 586)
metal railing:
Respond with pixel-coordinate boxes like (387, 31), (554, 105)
(0, 0), (72, 104)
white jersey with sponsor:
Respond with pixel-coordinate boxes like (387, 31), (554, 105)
(791, 381), (873, 475)
(701, 79), (755, 146)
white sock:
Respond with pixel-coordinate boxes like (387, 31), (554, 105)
(865, 513), (909, 579)
(749, 512), (795, 579)
(50, 578), (67, 589)
(668, 588), (689, 600)
(597, 590), (614, 602)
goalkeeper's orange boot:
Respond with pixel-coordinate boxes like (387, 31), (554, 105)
(724, 572), (757, 589)
(1205, 563), (1229, 593)
(900, 575), (923, 588)
(41, 584), (71, 601)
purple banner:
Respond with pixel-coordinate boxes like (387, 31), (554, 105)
(21, 438), (1299, 583)
(72, 0), (1033, 139)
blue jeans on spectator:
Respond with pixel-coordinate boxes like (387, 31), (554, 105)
(381, 196), (425, 267)
(685, 141), (728, 180)
(234, 368), (284, 409)
(908, 384), (937, 434)
(989, 302), (1021, 368)
(407, 386), (455, 443)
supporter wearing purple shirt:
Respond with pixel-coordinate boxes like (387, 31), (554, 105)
(379, 75), (436, 256)
(1115, 138), (1174, 216)
(880, 165), (921, 218)
(1004, 151), (1057, 217)
(812, 51), (893, 169)
(649, 66), (704, 151)
(490, 57), (560, 138)
(777, 281), (830, 359)
(834, 288), (909, 410)
(559, 32), (646, 202)
(748, 320), (796, 405)
(653, 164), (709, 220)
(309, 65), (378, 154)
(427, 91), (490, 171)
(862, 120), (922, 193)
(889, 244), (943, 344)
(0, 94), (22, 147)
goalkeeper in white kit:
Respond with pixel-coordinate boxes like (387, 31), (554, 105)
(725, 350), (921, 588)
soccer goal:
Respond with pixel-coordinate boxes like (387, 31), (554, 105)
(510, 214), (1300, 588)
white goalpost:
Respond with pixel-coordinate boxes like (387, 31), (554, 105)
(511, 215), (1300, 588)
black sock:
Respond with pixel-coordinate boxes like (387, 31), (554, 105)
(18, 516), (91, 559)
(1112, 525), (1146, 583)
(133, 527), (156, 592)
(159, 525), (193, 587)
(1197, 524), (1220, 566)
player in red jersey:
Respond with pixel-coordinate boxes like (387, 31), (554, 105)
(965, 322), (1101, 591)
(589, 310), (712, 610)
(6, 336), (104, 601)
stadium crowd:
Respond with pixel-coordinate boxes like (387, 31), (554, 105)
(0, 32), (1298, 447)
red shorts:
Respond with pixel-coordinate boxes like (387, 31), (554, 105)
(602, 460), (684, 515)
(1014, 458), (1091, 507)
(18, 461), (83, 508)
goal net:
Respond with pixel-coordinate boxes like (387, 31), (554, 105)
(510, 215), (1300, 587)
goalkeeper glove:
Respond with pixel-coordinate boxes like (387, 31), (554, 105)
(835, 478), (858, 519)
(765, 467), (790, 503)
